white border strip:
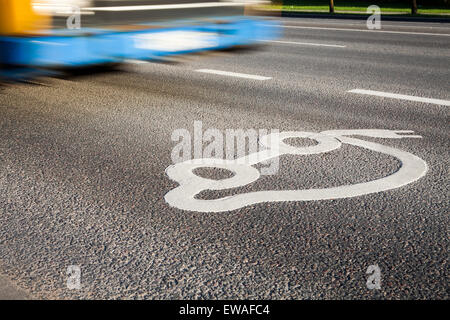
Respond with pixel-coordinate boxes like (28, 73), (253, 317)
(261, 39), (346, 48)
(196, 69), (272, 80)
(85, 2), (247, 11)
(349, 89), (450, 106)
(279, 25), (450, 37)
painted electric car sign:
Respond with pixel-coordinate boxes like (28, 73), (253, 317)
(164, 130), (428, 213)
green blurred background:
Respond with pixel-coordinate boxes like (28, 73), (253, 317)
(267, 0), (450, 14)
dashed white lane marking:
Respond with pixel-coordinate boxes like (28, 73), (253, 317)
(348, 89), (450, 106)
(277, 25), (450, 37)
(195, 69), (272, 81)
(261, 39), (346, 48)
(85, 2), (247, 11)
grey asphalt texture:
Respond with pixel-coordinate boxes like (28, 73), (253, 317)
(0, 17), (449, 299)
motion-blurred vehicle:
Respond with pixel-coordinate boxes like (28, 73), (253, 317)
(0, 0), (280, 80)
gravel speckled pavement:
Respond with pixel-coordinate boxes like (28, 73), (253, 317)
(0, 17), (448, 299)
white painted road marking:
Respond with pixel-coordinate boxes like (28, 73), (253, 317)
(134, 31), (218, 52)
(275, 20), (450, 30)
(195, 69), (272, 81)
(349, 89), (450, 106)
(261, 40), (346, 48)
(165, 130), (427, 212)
(125, 59), (149, 64)
(277, 25), (450, 37)
(85, 2), (248, 11)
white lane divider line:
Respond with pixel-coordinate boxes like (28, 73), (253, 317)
(260, 39), (346, 48)
(85, 2), (248, 11)
(275, 20), (450, 30)
(195, 69), (272, 81)
(348, 89), (450, 106)
(277, 25), (450, 37)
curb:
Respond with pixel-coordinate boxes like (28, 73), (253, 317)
(254, 10), (450, 23)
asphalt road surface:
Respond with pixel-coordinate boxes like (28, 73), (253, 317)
(0, 17), (449, 299)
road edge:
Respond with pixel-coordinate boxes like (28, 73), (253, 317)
(0, 274), (31, 300)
